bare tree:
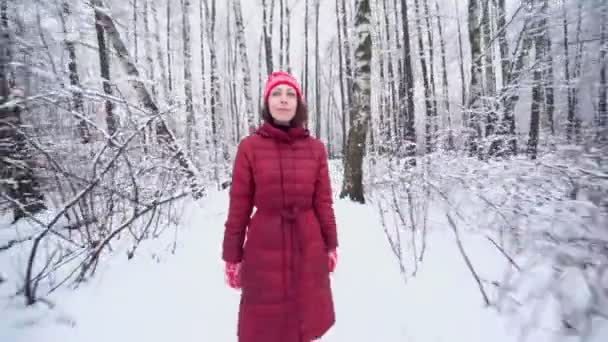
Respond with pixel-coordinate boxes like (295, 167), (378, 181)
(423, 0), (438, 135)
(340, 0), (372, 203)
(455, 0), (466, 110)
(565, 2), (583, 143)
(413, 0), (434, 153)
(482, 0), (497, 138)
(0, 0), (45, 222)
(166, 0), (173, 95)
(600, 3), (607, 140)
(59, 1), (90, 144)
(93, 0), (117, 136)
(262, 0), (273, 74)
(527, 0), (546, 160)
(542, 1), (555, 136)
(336, 0), (346, 149)
(92, 1), (205, 197)
(399, 0), (416, 164)
(435, 0), (453, 150)
(232, 0), (256, 132)
(341, 0), (354, 143)
(153, 0), (170, 107)
(181, 0), (196, 157)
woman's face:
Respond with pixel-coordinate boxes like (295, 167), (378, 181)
(268, 84), (298, 124)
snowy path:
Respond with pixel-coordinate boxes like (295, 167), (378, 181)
(2, 187), (519, 342)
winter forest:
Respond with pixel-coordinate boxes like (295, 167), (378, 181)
(1, 0), (607, 340)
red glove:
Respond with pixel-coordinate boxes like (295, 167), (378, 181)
(328, 249), (338, 273)
(225, 262), (241, 289)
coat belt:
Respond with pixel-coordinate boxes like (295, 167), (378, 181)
(256, 205), (312, 223)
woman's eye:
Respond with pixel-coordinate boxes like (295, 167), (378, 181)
(287, 92), (296, 97)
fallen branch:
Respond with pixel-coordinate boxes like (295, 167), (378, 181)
(0, 236), (33, 253)
(446, 212), (491, 306)
(485, 235), (521, 271)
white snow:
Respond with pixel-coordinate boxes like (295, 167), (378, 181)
(1, 163), (607, 342)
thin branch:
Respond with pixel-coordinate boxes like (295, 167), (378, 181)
(446, 212), (491, 306)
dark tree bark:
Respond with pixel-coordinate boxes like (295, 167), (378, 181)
(599, 3), (607, 140)
(436, 0), (453, 150)
(400, 0), (416, 165)
(466, 0), (483, 155)
(527, 8), (545, 160)
(94, 1), (117, 136)
(262, 0), (273, 74)
(0, 0), (45, 223)
(340, 0), (372, 203)
(336, 0), (346, 150)
(59, 1), (90, 144)
(413, 0), (434, 153)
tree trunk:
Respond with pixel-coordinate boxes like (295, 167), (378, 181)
(286, 6), (291, 72)
(340, 0), (372, 203)
(494, 0), (508, 87)
(572, 2), (584, 144)
(60, 1), (90, 144)
(153, 0), (170, 107)
(181, 0), (196, 157)
(314, 0), (321, 139)
(233, 0), (256, 132)
(380, 0), (396, 149)
(227, 7), (239, 140)
(488, 1), (534, 158)
(436, 0), (453, 150)
(542, 1), (555, 136)
(0, 0), (6, 99)
(0, 0), (46, 224)
(205, 0), (228, 185)
(400, 0), (416, 165)
(455, 0), (466, 110)
(199, 0), (207, 123)
(527, 10), (544, 160)
(92, 1), (205, 198)
(94, 2), (117, 136)
(279, 0), (284, 69)
(599, 3), (607, 140)
(143, 0), (155, 151)
(565, 2), (582, 143)
(262, 0), (273, 74)
(143, 0), (156, 99)
(133, 0), (138, 63)
(482, 0), (497, 139)
(423, 0), (438, 134)
(413, 0), (434, 153)
(341, 0), (354, 131)
(466, 0), (483, 155)
(489, 10), (534, 157)
(392, 0), (403, 140)
(166, 0), (173, 94)
(336, 0), (346, 152)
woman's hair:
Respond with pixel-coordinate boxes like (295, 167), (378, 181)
(260, 98), (309, 127)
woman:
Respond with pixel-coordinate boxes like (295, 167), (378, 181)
(222, 71), (339, 342)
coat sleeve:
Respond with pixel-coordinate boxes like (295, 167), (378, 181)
(313, 142), (338, 250)
(222, 138), (255, 263)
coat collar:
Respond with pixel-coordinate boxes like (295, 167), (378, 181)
(256, 122), (310, 143)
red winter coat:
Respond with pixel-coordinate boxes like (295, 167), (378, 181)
(222, 122), (338, 342)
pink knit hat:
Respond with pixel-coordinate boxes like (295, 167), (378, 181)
(263, 71), (303, 103)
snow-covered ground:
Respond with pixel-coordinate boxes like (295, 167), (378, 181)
(1, 165), (606, 342)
